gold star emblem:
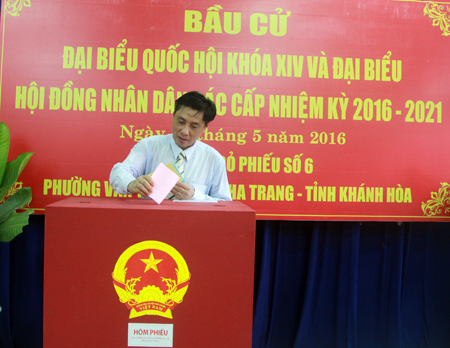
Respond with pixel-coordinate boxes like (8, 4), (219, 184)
(140, 251), (163, 273)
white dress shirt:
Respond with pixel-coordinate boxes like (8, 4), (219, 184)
(110, 134), (232, 201)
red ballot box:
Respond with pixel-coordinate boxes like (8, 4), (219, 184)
(44, 197), (256, 348)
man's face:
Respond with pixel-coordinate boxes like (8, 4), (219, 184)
(171, 106), (206, 150)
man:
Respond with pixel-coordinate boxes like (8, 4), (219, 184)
(110, 91), (232, 201)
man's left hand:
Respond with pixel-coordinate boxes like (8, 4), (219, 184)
(170, 182), (195, 200)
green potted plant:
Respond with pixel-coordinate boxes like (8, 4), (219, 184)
(0, 121), (34, 242)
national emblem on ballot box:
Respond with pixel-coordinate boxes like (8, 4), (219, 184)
(112, 241), (190, 319)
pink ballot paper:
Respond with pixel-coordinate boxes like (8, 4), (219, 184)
(148, 162), (180, 204)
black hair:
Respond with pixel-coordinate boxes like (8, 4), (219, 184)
(173, 91), (216, 127)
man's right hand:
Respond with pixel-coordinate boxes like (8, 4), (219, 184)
(127, 174), (154, 196)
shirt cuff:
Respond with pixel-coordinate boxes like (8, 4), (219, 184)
(122, 177), (135, 195)
(191, 186), (204, 201)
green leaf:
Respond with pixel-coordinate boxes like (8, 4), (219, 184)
(0, 152), (33, 202)
(0, 123), (33, 242)
(0, 209), (34, 242)
(0, 185), (12, 204)
(0, 187), (32, 224)
(0, 122), (10, 184)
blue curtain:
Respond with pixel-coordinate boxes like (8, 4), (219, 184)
(0, 215), (45, 348)
(1, 216), (450, 347)
(252, 221), (450, 348)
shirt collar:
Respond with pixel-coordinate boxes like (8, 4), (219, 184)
(169, 135), (197, 161)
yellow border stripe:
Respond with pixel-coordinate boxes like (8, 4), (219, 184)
(0, 1), (7, 110)
(392, 0), (450, 3)
(256, 213), (450, 219)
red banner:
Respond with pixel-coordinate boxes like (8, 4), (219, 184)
(1, 0), (449, 220)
